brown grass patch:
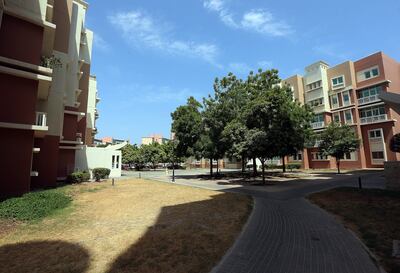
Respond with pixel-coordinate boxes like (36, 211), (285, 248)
(0, 179), (251, 273)
(309, 187), (400, 273)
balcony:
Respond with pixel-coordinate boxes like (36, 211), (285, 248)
(360, 114), (388, 125)
(311, 122), (325, 129)
(35, 112), (47, 127)
(358, 94), (381, 105)
(34, 112), (48, 137)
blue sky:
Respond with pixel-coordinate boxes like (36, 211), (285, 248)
(86, 0), (400, 144)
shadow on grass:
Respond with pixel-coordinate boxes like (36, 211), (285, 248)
(0, 240), (90, 273)
(106, 193), (251, 273)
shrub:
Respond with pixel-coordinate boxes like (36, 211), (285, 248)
(92, 168), (111, 181)
(67, 172), (83, 183)
(264, 164), (282, 170)
(0, 190), (72, 221)
(287, 163), (302, 171)
(67, 170), (91, 183)
(81, 170), (91, 182)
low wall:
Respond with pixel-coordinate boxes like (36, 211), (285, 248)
(384, 161), (400, 190)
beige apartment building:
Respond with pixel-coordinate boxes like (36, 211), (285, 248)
(141, 134), (169, 145)
(0, 0), (100, 198)
(284, 52), (400, 170)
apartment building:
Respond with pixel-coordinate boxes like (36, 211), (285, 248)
(141, 134), (169, 145)
(0, 0), (100, 198)
(285, 52), (400, 169)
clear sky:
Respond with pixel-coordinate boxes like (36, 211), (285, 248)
(86, 0), (400, 144)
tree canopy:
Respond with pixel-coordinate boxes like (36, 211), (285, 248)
(319, 122), (360, 173)
(171, 69), (314, 179)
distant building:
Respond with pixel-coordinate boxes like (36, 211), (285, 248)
(141, 134), (169, 145)
(100, 136), (128, 145)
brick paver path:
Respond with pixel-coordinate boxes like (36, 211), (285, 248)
(124, 170), (384, 273)
(213, 172), (383, 273)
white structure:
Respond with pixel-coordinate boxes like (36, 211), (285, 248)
(75, 142), (128, 178)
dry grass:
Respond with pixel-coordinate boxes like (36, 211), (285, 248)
(309, 187), (400, 273)
(0, 179), (251, 273)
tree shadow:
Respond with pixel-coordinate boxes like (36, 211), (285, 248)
(105, 193), (250, 273)
(0, 240), (90, 273)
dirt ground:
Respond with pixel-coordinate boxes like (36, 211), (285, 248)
(309, 187), (400, 273)
(0, 179), (251, 273)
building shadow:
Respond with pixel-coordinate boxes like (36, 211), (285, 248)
(105, 193), (250, 273)
(0, 240), (90, 273)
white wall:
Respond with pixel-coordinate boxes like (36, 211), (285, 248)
(87, 76), (97, 129)
(75, 144), (126, 178)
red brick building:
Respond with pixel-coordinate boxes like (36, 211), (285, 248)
(0, 0), (99, 198)
(285, 52), (400, 169)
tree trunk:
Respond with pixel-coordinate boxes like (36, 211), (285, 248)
(241, 155), (246, 173)
(252, 157), (257, 176)
(337, 159), (340, 174)
(172, 160), (175, 182)
(282, 156), (286, 173)
(216, 160), (219, 176)
(210, 158), (213, 177)
(261, 160), (265, 184)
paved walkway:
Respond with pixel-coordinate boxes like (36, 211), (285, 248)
(122, 170), (385, 273)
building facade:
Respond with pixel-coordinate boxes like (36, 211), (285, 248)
(285, 52), (400, 169)
(0, 0), (100, 198)
(100, 136), (128, 145)
(141, 134), (169, 145)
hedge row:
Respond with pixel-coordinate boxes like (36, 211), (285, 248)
(67, 170), (91, 184)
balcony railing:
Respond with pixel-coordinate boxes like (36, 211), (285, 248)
(314, 140), (323, 147)
(360, 114), (387, 125)
(358, 94), (380, 105)
(35, 112), (47, 127)
(311, 122), (325, 129)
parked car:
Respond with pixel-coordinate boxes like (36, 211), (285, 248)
(167, 163), (185, 169)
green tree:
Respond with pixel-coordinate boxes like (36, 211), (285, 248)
(121, 144), (145, 170)
(243, 129), (276, 184)
(201, 73), (245, 176)
(319, 122), (360, 174)
(141, 143), (165, 169)
(244, 69), (314, 174)
(121, 144), (135, 165)
(171, 97), (203, 158)
(222, 120), (249, 172)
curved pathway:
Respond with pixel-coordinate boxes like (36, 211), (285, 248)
(123, 170), (384, 273)
(212, 172), (383, 273)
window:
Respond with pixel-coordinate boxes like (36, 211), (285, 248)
(313, 114), (324, 123)
(112, 155), (115, 169)
(342, 90), (351, 106)
(292, 152), (302, 161)
(333, 112), (341, 123)
(369, 129), (382, 139)
(312, 152), (328, 160)
(357, 66), (380, 82)
(330, 94), (339, 108)
(116, 156), (120, 168)
(372, 151), (384, 159)
(344, 109), (353, 124)
(360, 106), (385, 118)
(357, 85), (382, 98)
(341, 152), (357, 161)
(307, 80), (322, 91)
(331, 75), (345, 88)
(308, 98), (324, 108)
